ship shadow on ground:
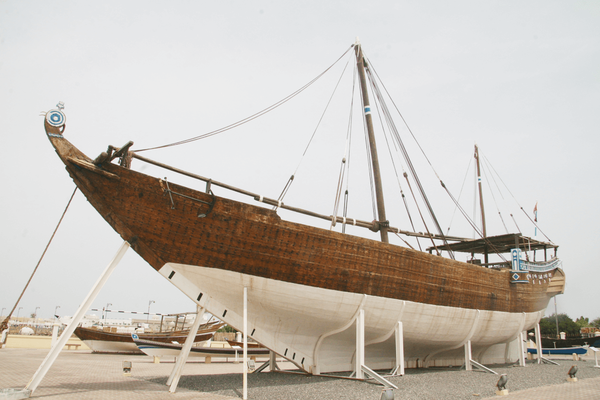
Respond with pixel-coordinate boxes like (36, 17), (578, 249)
(143, 361), (600, 399)
(146, 370), (384, 398)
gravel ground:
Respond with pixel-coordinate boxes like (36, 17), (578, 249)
(141, 359), (600, 399)
(2, 348), (599, 399)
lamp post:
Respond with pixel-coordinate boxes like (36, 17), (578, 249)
(54, 306), (60, 319)
(147, 300), (155, 324)
(16, 307), (22, 322)
(1, 308), (5, 317)
(34, 307), (40, 334)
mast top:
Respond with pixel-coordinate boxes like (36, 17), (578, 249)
(354, 40), (389, 243)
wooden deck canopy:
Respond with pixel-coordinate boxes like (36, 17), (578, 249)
(428, 233), (558, 255)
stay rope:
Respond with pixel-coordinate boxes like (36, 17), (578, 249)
(134, 46), (355, 153)
(480, 154), (509, 234)
(446, 155), (473, 236)
(0, 188), (78, 333)
(365, 56), (515, 261)
(368, 74), (422, 250)
(330, 66), (356, 231)
(365, 57), (449, 257)
(482, 153), (553, 243)
(277, 49), (354, 207)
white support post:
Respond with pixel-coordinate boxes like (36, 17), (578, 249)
(518, 331), (526, 367)
(168, 305), (205, 392)
(51, 323), (59, 348)
(270, 351), (278, 371)
(464, 340), (498, 374)
(591, 347), (599, 368)
(535, 323), (542, 364)
(464, 340), (473, 371)
(355, 308), (365, 379)
(26, 241), (130, 394)
(394, 321), (404, 376)
(243, 286), (248, 400)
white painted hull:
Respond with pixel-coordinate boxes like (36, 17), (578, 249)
(82, 339), (141, 354)
(136, 344), (214, 359)
(134, 341), (264, 361)
(160, 263), (543, 374)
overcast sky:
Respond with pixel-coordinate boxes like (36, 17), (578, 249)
(1, 1), (599, 324)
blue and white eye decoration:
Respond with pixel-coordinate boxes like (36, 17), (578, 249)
(45, 102), (66, 137)
(46, 109), (66, 127)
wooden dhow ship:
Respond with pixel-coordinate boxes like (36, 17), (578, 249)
(73, 320), (223, 354)
(42, 42), (564, 374)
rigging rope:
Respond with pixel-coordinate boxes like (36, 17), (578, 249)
(446, 155), (473, 237)
(365, 57), (451, 256)
(482, 152), (553, 243)
(134, 46), (355, 153)
(479, 153), (509, 234)
(365, 55), (521, 263)
(0, 188), (78, 333)
(278, 49), (354, 207)
(368, 74), (421, 250)
(341, 66), (357, 234)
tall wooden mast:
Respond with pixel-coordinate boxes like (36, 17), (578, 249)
(355, 40), (389, 243)
(474, 144), (488, 264)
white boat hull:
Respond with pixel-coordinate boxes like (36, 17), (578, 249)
(160, 263), (543, 374)
(81, 340), (141, 354)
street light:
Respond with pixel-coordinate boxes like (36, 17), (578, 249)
(147, 300), (155, 324)
(16, 307), (22, 322)
(34, 307), (40, 335)
(54, 306), (60, 319)
(1, 308), (5, 317)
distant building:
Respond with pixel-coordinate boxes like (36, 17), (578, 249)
(580, 327), (600, 338)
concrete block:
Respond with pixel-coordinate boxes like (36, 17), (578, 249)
(0, 389), (31, 399)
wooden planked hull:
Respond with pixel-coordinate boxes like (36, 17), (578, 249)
(73, 323), (223, 354)
(44, 117), (565, 372)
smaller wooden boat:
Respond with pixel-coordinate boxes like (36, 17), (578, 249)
(527, 345), (589, 355)
(226, 339), (263, 348)
(74, 321), (224, 354)
(132, 335), (270, 360)
(541, 336), (600, 349)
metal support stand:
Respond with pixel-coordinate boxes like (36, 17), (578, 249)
(254, 359), (271, 373)
(361, 365), (398, 390)
(270, 351), (279, 372)
(243, 286), (248, 400)
(540, 356), (560, 365)
(534, 323), (559, 365)
(355, 309), (365, 379)
(464, 340), (473, 371)
(25, 241), (130, 395)
(390, 321), (404, 376)
(252, 351), (280, 374)
(167, 305), (206, 392)
(463, 340), (498, 374)
(518, 331), (526, 367)
(535, 323), (543, 365)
